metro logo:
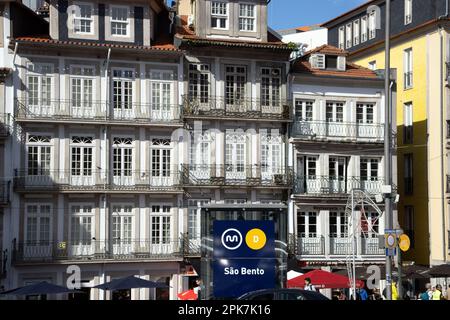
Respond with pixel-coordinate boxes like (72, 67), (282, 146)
(221, 228), (243, 250)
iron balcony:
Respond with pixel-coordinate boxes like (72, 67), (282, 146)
(12, 239), (187, 264)
(292, 120), (385, 142)
(13, 169), (182, 193)
(14, 99), (182, 125)
(294, 176), (384, 196)
(289, 234), (384, 259)
(182, 164), (294, 188)
(182, 95), (292, 121)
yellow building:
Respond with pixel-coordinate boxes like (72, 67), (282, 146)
(323, 0), (450, 266)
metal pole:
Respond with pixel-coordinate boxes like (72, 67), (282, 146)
(352, 190), (356, 300)
(397, 246), (403, 299)
(384, 0), (394, 301)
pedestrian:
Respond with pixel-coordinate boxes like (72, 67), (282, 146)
(194, 279), (205, 300)
(419, 283), (431, 300)
(446, 284), (450, 300)
(304, 277), (316, 291)
(338, 290), (347, 300)
(391, 280), (399, 300)
(432, 284), (443, 300)
(358, 287), (369, 301)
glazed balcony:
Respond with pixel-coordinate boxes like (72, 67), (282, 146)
(289, 234), (384, 259)
(0, 180), (11, 205)
(12, 239), (185, 264)
(13, 170), (182, 193)
(182, 95), (292, 121)
(14, 99), (182, 125)
(0, 113), (11, 138)
(294, 176), (384, 196)
(292, 120), (384, 143)
(182, 165), (293, 188)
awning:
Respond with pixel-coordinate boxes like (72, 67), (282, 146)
(287, 269), (364, 289)
(0, 282), (82, 296)
(93, 276), (169, 291)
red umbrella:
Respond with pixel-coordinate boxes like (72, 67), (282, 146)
(178, 289), (198, 300)
(287, 269), (364, 289)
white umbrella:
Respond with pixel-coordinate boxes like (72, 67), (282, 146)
(287, 270), (303, 281)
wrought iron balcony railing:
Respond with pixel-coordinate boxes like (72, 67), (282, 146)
(294, 176), (384, 195)
(181, 234), (201, 257)
(15, 99), (182, 124)
(0, 180), (11, 205)
(182, 95), (292, 120)
(14, 170), (182, 192)
(292, 120), (384, 142)
(12, 239), (186, 264)
(182, 164), (293, 188)
(0, 113), (11, 138)
(289, 234), (384, 257)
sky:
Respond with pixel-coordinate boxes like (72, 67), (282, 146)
(268, 0), (367, 30)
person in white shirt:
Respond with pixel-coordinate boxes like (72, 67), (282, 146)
(304, 278), (316, 291)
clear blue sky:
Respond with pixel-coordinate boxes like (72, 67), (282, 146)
(268, 0), (367, 30)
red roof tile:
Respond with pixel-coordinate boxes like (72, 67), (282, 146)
(303, 44), (348, 57)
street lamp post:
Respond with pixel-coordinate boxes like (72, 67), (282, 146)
(384, 0), (394, 301)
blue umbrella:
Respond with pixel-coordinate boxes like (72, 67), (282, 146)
(0, 281), (82, 295)
(94, 276), (170, 291)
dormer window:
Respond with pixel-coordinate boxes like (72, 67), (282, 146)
(211, 2), (228, 29)
(111, 6), (129, 36)
(73, 2), (93, 34)
(239, 4), (256, 32)
(310, 54), (325, 69)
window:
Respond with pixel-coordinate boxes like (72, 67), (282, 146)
(345, 23), (352, 48)
(112, 205), (133, 245)
(361, 158), (379, 181)
(188, 64), (210, 103)
(357, 103), (374, 124)
(310, 54), (325, 69)
(404, 206), (415, 248)
(151, 205), (171, 245)
(368, 61), (377, 70)
(73, 3), (93, 34)
(369, 10), (376, 39)
(70, 136), (93, 185)
(403, 102), (413, 144)
(338, 26), (345, 49)
(112, 137), (133, 186)
(353, 20), (360, 46)
(225, 132), (246, 179)
(261, 132), (282, 177)
(26, 64), (53, 115)
(111, 6), (129, 36)
(188, 200), (209, 240)
(27, 135), (51, 176)
(297, 212), (317, 238)
(190, 131), (212, 170)
(326, 102), (344, 123)
(25, 204), (51, 245)
(329, 212), (348, 238)
(361, 15), (368, 42)
(225, 66), (246, 105)
(211, 2), (228, 29)
(150, 72), (173, 120)
(305, 156), (317, 179)
(70, 66), (94, 117)
(295, 100), (313, 121)
(261, 68), (281, 107)
(151, 139), (172, 185)
(112, 69), (134, 119)
(405, 0), (413, 25)
(404, 48), (413, 89)
(404, 153), (413, 195)
(70, 205), (94, 245)
(329, 157), (346, 179)
(239, 4), (256, 32)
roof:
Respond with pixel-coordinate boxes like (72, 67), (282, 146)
(296, 24), (323, 32)
(175, 15), (292, 51)
(303, 44), (348, 57)
(291, 45), (379, 80)
(321, 0), (378, 27)
(11, 36), (180, 52)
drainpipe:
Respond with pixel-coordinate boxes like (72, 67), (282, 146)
(439, 26), (447, 263)
(439, 0), (449, 20)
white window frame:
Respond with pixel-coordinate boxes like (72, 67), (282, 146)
(69, 204), (95, 244)
(111, 204), (135, 242)
(26, 134), (53, 175)
(326, 101), (344, 123)
(404, 48), (413, 89)
(338, 26), (345, 49)
(353, 19), (360, 46)
(225, 131), (247, 177)
(69, 135), (94, 183)
(360, 158), (380, 181)
(112, 68), (135, 117)
(404, 102), (413, 127)
(405, 0), (413, 25)
(361, 15), (368, 42)
(150, 138), (173, 181)
(295, 100), (314, 121)
(345, 23), (352, 49)
(26, 63), (54, 113)
(329, 212), (348, 238)
(297, 211), (318, 238)
(260, 67), (281, 107)
(356, 103), (375, 124)
(24, 203), (53, 244)
(261, 132), (282, 176)
(210, 1), (228, 30)
(368, 60), (377, 70)
(150, 204), (173, 245)
(369, 11), (376, 39)
(149, 70), (174, 119)
(187, 200), (210, 240)
(72, 2), (94, 34)
(310, 54), (325, 69)
(70, 65), (95, 116)
(110, 5), (130, 37)
(239, 3), (256, 32)
(112, 136), (134, 184)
